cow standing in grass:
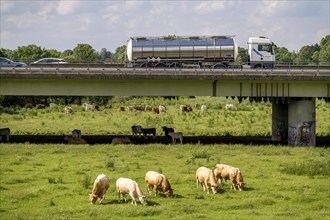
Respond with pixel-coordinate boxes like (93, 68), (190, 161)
(90, 174), (109, 204)
(196, 166), (217, 194)
(214, 164), (245, 191)
(116, 177), (147, 206)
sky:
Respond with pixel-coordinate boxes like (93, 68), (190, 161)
(1, 0), (329, 53)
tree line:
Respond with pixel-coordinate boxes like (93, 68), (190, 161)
(0, 35), (329, 65)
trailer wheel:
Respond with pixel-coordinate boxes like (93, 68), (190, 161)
(212, 63), (227, 69)
(169, 62), (181, 69)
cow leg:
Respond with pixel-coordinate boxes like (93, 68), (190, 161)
(129, 192), (137, 206)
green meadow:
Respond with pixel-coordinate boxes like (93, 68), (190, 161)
(0, 144), (329, 220)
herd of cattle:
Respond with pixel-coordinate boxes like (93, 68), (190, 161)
(0, 102), (237, 143)
(90, 164), (244, 205)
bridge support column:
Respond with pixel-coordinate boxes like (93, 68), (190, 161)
(288, 98), (316, 146)
(272, 103), (288, 141)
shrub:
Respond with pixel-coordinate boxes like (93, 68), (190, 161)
(105, 156), (115, 171)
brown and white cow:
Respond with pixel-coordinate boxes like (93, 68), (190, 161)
(90, 174), (109, 204)
(214, 164), (244, 191)
(145, 171), (173, 197)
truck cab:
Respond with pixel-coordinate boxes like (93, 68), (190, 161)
(248, 36), (275, 69)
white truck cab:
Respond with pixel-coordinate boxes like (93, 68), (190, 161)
(248, 36), (275, 69)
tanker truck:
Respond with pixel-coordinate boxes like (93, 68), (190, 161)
(126, 35), (275, 69)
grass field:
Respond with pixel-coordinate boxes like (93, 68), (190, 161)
(0, 143), (329, 220)
(1, 97), (329, 137)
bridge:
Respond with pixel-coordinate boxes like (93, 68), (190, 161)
(1, 67), (330, 146)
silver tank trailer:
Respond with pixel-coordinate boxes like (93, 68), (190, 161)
(127, 35), (238, 67)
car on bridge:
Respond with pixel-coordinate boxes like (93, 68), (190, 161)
(33, 58), (67, 64)
(0, 57), (28, 67)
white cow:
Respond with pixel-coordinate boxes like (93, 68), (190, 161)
(196, 166), (217, 194)
(82, 103), (94, 111)
(116, 177), (147, 206)
(201, 105), (208, 112)
(159, 105), (166, 113)
(225, 104), (237, 110)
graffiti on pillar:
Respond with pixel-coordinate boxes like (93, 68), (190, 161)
(298, 121), (314, 146)
(273, 121), (287, 141)
(288, 126), (297, 145)
(288, 121), (314, 146)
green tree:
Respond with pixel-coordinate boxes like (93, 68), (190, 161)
(11, 45), (44, 63)
(112, 45), (127, 64)
(237, 47), (249, 64)
(72, 44), (97, 63)
(319, 35), (330, 65)
(275, 47), (294, 65)
(98, 48), (112, 63)
(296, 44), (320, 65)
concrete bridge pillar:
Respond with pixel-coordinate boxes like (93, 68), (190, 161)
(288, 98), (316, 146)
(272, 103), (288, 142)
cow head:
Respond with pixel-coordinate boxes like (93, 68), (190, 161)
(89, 194), (98, 204)
(139, 196), (147, 205)
(165, 189), (173, 197)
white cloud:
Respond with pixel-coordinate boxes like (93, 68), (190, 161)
(194, 1), (226, 13)
(56, 1), (81, 15)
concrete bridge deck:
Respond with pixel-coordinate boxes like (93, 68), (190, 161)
(1, 67), (329, 99)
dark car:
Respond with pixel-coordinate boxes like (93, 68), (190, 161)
(0, 57), (28, 67)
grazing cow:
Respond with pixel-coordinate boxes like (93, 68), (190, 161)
(162, 126), (174, 139)
(0, 128), (10, 142)
(49, 103), (58, 108)
(141, 128), (156, 139)
(144, 105), (153, 112)
(180, 105), (193, 112)
(24, 103), (34, 109)
(105, 104), (112, 109)
(119, 106), (125, 111)
(196, 166), (217, 194)
(225, 104), (237, 110)
(159, 105), (166, 113)
(168, 131), (183, 144)
(214, 164), (245, 191)
(82, 103), (94, 111)
(201, 105), (208, 112)
(152, 106), (160, 114)
(35, 104), (46, 109)
(72, 129), (81, 139)
(64, 135), (87, 144)
(116, 177), (147, 206)
(132, 125), (143, 138)
(145, 171), (173, 197)
(111, 137), (132, 145)
(90, 174), (109, 204)
(64, 106), (73, 114)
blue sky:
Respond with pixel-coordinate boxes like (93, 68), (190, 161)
(1, 0), (329, 53)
